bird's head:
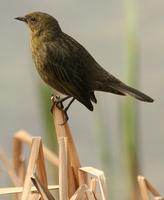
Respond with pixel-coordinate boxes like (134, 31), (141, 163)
(15, 12), (62, 38)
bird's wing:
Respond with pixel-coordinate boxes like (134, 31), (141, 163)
(44, 39), (94, 110)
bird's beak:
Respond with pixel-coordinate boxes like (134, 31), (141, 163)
(15, 16), (27, 23)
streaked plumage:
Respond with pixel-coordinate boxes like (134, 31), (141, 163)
(15, 12), (154, 111)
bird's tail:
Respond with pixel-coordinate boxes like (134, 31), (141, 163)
(112, 83), (154, 102)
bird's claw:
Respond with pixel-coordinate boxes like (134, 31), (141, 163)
(51, 95), (64, 113)
(50, 95), (69, 125)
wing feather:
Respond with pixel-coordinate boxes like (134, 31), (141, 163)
(43, 37), (94, 110)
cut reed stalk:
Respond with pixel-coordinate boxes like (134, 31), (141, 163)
(0, 103), (162, 200)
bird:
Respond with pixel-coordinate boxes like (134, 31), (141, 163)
(15, 11), (153, 119)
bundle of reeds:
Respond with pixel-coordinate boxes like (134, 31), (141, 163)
(0, 104), (163, 200)
(0, 104), (108, 200)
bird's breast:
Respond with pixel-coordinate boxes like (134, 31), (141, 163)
(31, 37), (51, 82)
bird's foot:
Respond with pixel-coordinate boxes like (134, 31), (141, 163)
(51, 95), (63, 113)
(59, 97), (75, 125)
(50, 95), (70, 125)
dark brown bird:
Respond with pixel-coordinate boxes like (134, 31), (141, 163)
(15, 11), (153, 114)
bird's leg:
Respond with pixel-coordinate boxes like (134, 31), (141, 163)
(56, 95), (71, 109)
(60, 97), (75, 125)
(64, 97), (75, 112)
(50, 95), (71, 113)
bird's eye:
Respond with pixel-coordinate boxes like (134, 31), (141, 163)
(30, 16), (36, 22)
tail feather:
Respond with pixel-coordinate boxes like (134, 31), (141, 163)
(93, 66), (154, 102)
(113, 83), (154, 102)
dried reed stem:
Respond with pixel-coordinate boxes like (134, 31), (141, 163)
(85, 189), (96, 200)
(80, 167), (108, 200)
(0, 148), (22, 186)
(13, 131), (59, 167)
(52, 105), (81, 179)
(0, 185), (59, 195)
(138, 176), (149, 200)
(59, 137), (68, 200)
(138, 176), (163, 200)
(70, 185), (87, 200)
(52, 104), (86, 196)
(21, 137), (47, 200)
(31, 173), (55, 200)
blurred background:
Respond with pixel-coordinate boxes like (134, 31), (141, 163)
(0, 0), (163, 199)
